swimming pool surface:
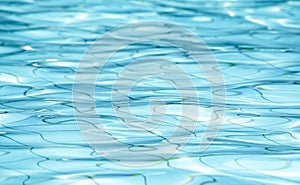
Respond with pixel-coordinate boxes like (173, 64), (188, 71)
(1, 0), (300, 184)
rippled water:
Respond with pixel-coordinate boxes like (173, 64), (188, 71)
(1, 0), (300, 184)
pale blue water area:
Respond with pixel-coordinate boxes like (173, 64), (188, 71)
(1, 0), (300, 184)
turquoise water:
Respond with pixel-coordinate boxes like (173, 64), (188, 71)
(1, 0), (300, 184)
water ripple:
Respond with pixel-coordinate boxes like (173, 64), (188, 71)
(0, 0), (300, 184)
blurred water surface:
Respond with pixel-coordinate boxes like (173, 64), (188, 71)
(1, 0), (300, 184)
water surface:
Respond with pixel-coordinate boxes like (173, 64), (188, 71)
(1, 0), (300, 184)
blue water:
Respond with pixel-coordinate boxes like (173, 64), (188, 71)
(1, 0), (300, 184)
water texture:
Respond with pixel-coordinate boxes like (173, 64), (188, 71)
(0, 0), (300, 184)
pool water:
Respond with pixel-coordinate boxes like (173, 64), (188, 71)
(1, 0), (300, 184)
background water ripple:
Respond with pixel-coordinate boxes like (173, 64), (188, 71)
(0, 0), (300, 184)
